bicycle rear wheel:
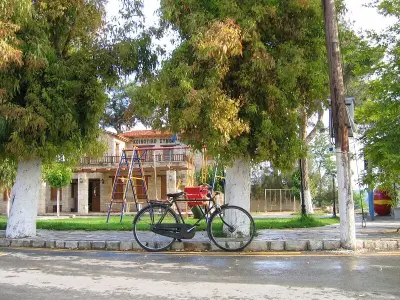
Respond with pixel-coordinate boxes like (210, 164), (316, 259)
(207, 205), (255, 251)
(133, 204), (179, 252)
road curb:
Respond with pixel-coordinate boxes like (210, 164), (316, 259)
(1, 238), (399, 252)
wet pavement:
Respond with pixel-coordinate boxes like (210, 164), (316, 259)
(1, 248), (400, 300)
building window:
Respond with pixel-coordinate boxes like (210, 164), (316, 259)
(50, 187), (62, 201)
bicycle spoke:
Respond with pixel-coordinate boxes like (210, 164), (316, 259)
(133, 204), (179, 251)
(208, 206), (255, 251)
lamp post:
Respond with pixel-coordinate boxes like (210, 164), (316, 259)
(299, 159), (306, 216)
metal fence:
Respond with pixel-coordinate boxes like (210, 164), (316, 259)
(250, 189), (299, 212)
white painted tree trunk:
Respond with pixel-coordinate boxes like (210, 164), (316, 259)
(225, 158), (251, 235)
(302, 158), (314, 214)
(56, 188), (60, 217)
(303, 189), (313, 214)
(336, 150), (356, 249)
(5, 160), (42, 238)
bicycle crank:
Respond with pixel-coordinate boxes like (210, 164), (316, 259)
(152, 223), (196, 239)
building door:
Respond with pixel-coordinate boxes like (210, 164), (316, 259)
(159, 175), (167, 199)
(88, 179), (101, 212)
(71, 179), (78, 212)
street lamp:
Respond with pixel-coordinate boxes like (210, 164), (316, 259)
(299, 159), (306, 216)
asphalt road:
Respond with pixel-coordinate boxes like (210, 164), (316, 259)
(0, 248), (399, 300)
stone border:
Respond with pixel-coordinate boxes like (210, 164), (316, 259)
(1, 238), (399, 252)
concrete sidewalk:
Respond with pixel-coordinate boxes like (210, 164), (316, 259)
(1, 216), (399, 252)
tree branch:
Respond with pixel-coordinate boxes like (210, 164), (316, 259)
(306, 102), (324, 144)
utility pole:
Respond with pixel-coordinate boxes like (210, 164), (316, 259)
(322, 0), (356, 249)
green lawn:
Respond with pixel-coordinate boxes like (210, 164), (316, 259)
(0, 215), (339, 231)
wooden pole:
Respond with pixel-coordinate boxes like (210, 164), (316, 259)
(322, 0), (356, 249)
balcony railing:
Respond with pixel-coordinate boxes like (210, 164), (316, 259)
(80, 150), (190, 166)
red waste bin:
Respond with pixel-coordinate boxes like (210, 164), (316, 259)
(373, 190), (392, 216)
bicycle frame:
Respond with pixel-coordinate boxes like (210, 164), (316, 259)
(148, 195), (219, 232)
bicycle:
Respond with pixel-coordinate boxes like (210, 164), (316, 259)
(133, 184), (256, 252)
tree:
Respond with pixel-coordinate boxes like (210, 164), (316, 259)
(101, 85), (137, 134)
(356, 0), (400, 205)
(0, 0), (31, 72)
(43, 163), (72, 217)
(309, 128), (336, 206)
(128, 1), (330, 216)
(0, 158), (17, 216)
(0, 0), (157, 238)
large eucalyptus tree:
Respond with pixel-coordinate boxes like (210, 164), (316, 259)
(0, 0), (157, 238)
(128, 0), (329, 210)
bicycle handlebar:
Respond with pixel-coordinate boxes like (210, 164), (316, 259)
(200, 183), (212, 190)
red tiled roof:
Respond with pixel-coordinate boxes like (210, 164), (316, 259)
(120, 130), (172, 138)
(102, 130), (130, 142)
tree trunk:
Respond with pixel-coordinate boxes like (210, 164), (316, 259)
(56, 188), (60, 217)
(337, 150), (356, 249)
(5, 160), (42, 238)
(302, 158), (314, 214)
(300, 108), (314, 214)
(225, 158), (251, 210)
(225, 158), (251, 234)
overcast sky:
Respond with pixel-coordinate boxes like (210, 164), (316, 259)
(107, 0), (394, 33)
(138, 0), (394, 32)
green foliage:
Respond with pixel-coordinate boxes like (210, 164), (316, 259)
(0, 0), (31, 69)
(0, 0), (157, 163)
(0, 158), (17, 190)
(101, 85), (137, 134)
(353, 190), (367, 210)
(340, 21), (385, 102)
(309, 128), (336, 206)
(43, 162), (72, 189)
(356, 0), (400, 194)
(194, 166), (225, 192)
(291, 168), (301, 200)
(128, 0), (330, 169)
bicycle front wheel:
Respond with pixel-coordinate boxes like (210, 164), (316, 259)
(207, 205), (255, 251)
(133, 204), (179, 252)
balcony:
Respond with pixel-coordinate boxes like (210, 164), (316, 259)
(80, 149), (194, 170)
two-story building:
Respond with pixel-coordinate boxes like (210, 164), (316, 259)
(1, 130), (208, 215)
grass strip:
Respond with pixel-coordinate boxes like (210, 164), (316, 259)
(0, 215), (339, 231)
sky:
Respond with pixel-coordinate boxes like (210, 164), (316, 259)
(107, 0), (395, 34)
(105, 0), (395, 60)
(138, 0), (395, 32)
(345, 0), (395, 32)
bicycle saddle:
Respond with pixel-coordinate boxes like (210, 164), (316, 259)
(167, 191), (184, 198)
